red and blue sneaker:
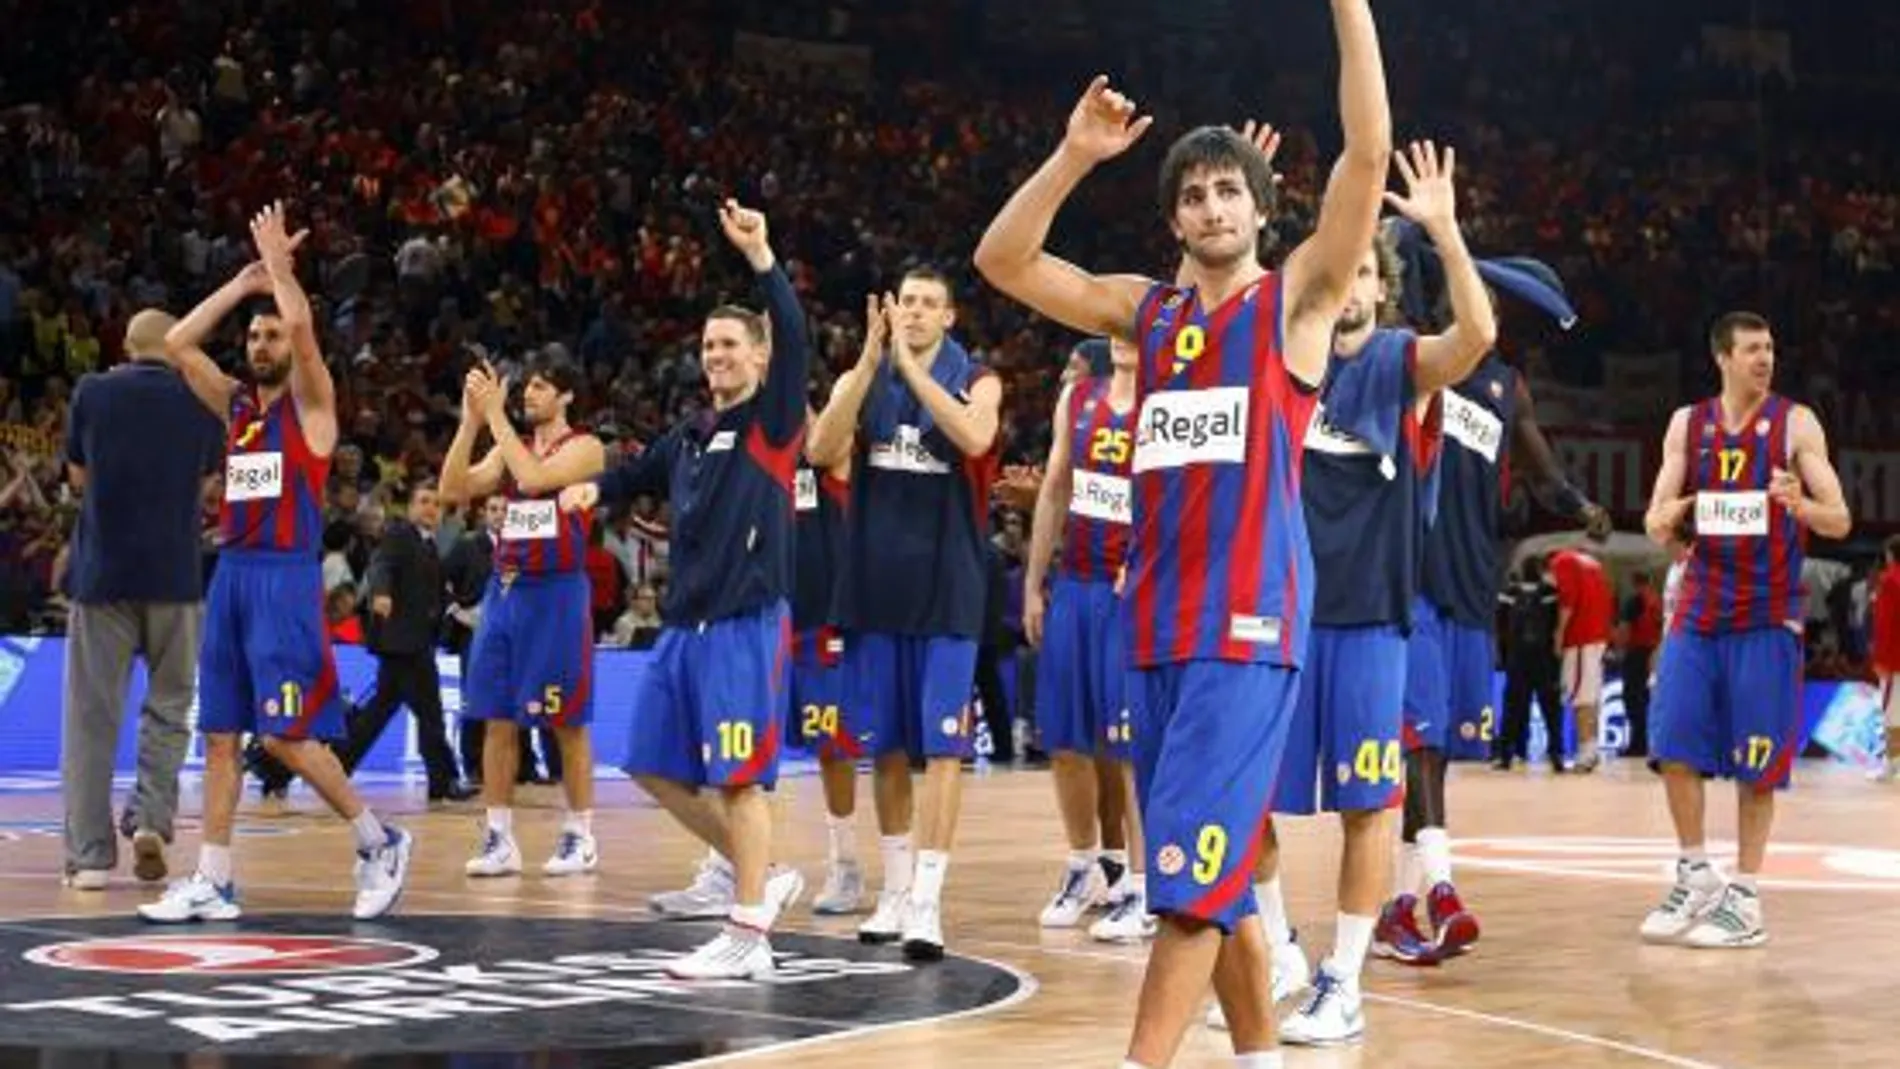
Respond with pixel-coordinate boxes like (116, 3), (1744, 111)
(1427, 881), (1481, 956)
(1373, 894), (1440, 966)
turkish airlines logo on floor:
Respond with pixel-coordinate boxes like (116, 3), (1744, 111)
(25, 935), (437, 975)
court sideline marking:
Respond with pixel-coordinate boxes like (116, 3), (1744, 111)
(2, 874), (1723, 1068)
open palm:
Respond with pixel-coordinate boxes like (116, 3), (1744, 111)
(1382, 140), (1457, 231)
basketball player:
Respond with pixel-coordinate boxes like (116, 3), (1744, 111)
(1023, 336), (1149, 942)
(440, 351), (604, 878)
(1244, 142), (1495, 1046)
(1641, 311), (1850, 948)
(975, 0), (1392, 1058)
(1381, 242), (1611, 964)
(792, 388), (863, 914)
(561, 199), (808, 978)
(141, 203), (411, 922)
(804, 268), (1002, 962)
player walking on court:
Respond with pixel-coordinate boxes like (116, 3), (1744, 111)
(805, 269), (1003, 961)
(141, 203), (412, 922)
(1242, 142), (1494, 1046)
(975, 0), (1392, 1059)
(1022, 336), (1150, 942)
(1641, 311), (1850, 948)
(441, 351), (604, 878)
(562, 200), (808, 978)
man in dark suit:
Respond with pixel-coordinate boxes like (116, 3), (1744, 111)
(442, 494), (559, 784)
(337, 479), (470, 800)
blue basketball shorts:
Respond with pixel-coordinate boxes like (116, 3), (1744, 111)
(1035, 577), (1134, 760)
(199, 553), (346, 741)
(1402, 598), (1498, 758)
(848, 632), (979, 760)
(464, 571), (595, 728)
(789, 626), (864, 762)
(1274, 625), (1407, 815)
(1130, 660), (1299, 935)
(1653, 626), (1803, 790)
(624, 601), (793, 789)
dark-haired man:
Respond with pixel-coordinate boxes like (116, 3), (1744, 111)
(441, 349), (605, 879)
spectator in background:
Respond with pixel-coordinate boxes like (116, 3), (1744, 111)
(610, 583), (664, 649)
(1620, 570), (1663, 759)
(1551, 542), (1614, 773)
(328, 585), (364, 644)
(1498, 555), (1565, 772)
(584, 520), (626, 639)
(58, 309), (223, 890)
(1872, 537), (1900, 784)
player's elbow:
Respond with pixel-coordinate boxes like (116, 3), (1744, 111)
(972, 238), (1030, 294)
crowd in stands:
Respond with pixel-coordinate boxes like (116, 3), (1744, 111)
(1, 0), (1894, 681)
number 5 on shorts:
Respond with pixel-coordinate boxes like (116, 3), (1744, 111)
(542, 685), (563, 717)
(1192, 824), (1228, 885)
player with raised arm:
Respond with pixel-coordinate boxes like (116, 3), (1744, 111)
(804, 268), (1003, 961)
(1022, 336), (1149, 941)
(560, 200), (808, 978)
(439, 347), (605, 879)
(1239, 141), (1494, 1046)
(1640, 311), (1849, 948)
(974, 0), (1391, 1062)
(141, 203), (412, 922)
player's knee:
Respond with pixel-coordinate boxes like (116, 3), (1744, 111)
(1339, 808), (1388, 838)
(203, 733), (242, 763)
(1155, 909), (1220, 937)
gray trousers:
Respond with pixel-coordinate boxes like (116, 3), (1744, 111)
(62, 601), (202, 874)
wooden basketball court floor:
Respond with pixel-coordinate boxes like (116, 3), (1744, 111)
(5, 758), (1898, 1068)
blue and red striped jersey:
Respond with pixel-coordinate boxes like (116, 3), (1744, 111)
(1125, 274), (1318, 668)
(1060, 375), (1134, 583)
(495, 428), (593, 576)
(1676, 394), (1806, 635)
(219, 389), (329, 555)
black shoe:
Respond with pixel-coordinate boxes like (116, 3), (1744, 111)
(430, 782), (477, 803)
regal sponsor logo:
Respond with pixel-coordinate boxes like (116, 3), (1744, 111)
(0, 916), (1022, 1056)
(224, 452), (284, 502)
(1069, 470), (1131, 525)
(1442, 390), (1503, 464)
(1132, 387), (1248, 473)
(1695, 490), (1769, 537)
(868, 424), (951, 475)
(502, 499), (559, 541)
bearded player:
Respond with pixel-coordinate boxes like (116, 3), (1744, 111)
(143, 203), (412, 922)
(976, 0), (1392, 1059)
(1640, 312), (1849, 948)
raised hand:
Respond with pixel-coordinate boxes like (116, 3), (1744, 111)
(1581, 502), (1614, 540)
(464, 362), (503, 424)
(1063, 76), (1154, 164)
(559, 482), (600, 513)
(249, 201), (311, 268)
(1238, 120), (1285, 184)
(858, 291), (894, 370)
(1383, 140), (1458, 234)
(235, 261), (275, 295)
(717, 198), (774, 271)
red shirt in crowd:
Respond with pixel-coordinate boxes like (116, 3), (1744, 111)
(1873, 563), (1900, 675)
(1624, 585), (1663, 651)
(1551, 548), (1613, 648)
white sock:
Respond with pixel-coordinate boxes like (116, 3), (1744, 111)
(486, 807), (513, 835)
(1329, 913), (1376, 982)
(1396, 841), (1423, 899)
(881, 834), (914, 894)
(1255, 878), (1292, 948)
(708, 848), (735, 877)
(730, 902), (774, 934)
(826, 813), (857, 863)
(1067, 848), (1097, 872)
(913, 849), (950, 903)
(1234, 1054), (1285, 1069)
(1121, 1061), (1152, 1069)
(198, 844), (233, 886)
(1417, 827), (1453, 888)
(564, 809), (592, 836)
(349, 810), (387, 853)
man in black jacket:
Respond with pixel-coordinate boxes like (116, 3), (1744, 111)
(337, 479), (470, 800)
(1497, 555), (1565, 772)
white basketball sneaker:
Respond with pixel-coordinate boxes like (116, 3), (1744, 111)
(1681, 884), (1767, 949)
(1088, 888), (1157, 943)
(1640, 860), (1725, 944)
(465, 828), (523, 878)
(543, 831), (600, 876)
(138, 873), (242, 923)
(858, 888), (908, 944)
(765, 864), (807, 921)
(651, 854), (736, 919)
(901, 895), (945, 961)
(353, 826), (413, 920)
(812, 859), (865, 915)
(1279, 963), (1365, 1047)
(666, 929), (776, 981)
(1038, 863), (1098, 928)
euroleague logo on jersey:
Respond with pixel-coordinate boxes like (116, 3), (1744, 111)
(25, 934), (436, 976)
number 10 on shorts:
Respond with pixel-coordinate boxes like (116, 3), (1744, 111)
(718, 721), (755, 760)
